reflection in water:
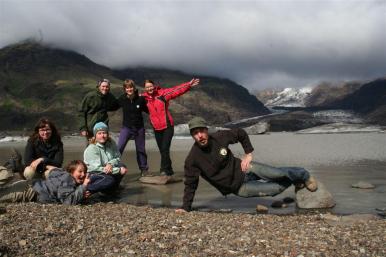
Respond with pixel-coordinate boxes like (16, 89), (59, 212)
(1, 133), (386, 214)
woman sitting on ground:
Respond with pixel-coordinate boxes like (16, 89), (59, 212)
(0, 160), (91, 204)
(24, 118), (63, 180)
(83, 122), (128, 194)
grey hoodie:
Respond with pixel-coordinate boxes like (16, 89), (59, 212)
(33, 168), (85, 205)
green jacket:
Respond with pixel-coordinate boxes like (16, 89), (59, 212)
(83, 139), (123, 174)
(78, 89), (120, 136)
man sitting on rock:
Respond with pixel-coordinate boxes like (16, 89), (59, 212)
(176, 117), (318, 212)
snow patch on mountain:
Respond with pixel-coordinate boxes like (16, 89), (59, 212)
(265, 87), (312, 107)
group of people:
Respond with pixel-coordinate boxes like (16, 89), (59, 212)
(0, 77), (318, 211)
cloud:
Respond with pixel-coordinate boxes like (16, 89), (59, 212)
(1, 0), (385, 90)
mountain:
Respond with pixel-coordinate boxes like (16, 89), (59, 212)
(256, 87), (312, 107)
(0, 41), (269, 131)
(255, 82), (362, 108)
(305, 81), (362, 107)
(254, 78), (386, 129)
(325, 78), (386, 125)
(325, 78), (386, 113)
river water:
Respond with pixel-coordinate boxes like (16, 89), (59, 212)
(1, 132), (385, 214)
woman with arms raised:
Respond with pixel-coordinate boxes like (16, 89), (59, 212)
(142, 78), (200, 177)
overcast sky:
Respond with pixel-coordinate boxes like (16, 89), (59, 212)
(1, 0), (385, 90)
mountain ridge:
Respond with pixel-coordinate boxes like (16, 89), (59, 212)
(0, 41), (270, 131)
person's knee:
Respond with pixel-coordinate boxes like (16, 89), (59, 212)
(23, 166), (36, 180)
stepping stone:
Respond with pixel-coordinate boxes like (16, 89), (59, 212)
(351, 181), (375, 189)
(256, 204), (268, 213)
(139, 175), (182, 185)
(296, 182), (335, 209)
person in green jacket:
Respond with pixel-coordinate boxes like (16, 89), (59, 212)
(79, 79), (120, 140)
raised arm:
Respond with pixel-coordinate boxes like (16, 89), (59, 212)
(217, 128), (254, 172)
(162, 78), (200, 101)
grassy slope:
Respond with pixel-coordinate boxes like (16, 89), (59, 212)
(0, 42), (269, 131)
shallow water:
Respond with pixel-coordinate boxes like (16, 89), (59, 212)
(1, 132), (385, 214)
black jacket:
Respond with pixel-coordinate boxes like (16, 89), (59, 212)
(182, 129), (254, 211)
(118, 92), (148, 128)
(24, 138), (64, 173)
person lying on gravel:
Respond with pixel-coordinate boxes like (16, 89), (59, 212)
(0, 160), (91, 204)
(83, 122), (128, 194)
(176, 117), (318, 213)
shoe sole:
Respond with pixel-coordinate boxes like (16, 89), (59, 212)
(0, 180), (28, 196)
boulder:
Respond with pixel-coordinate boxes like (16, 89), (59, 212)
(296, 182), (335, 209)
(244, 122), (269, 134)
(351, 181), (375, 189)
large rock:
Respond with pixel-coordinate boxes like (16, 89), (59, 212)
(296, 182), (335, 209)
(244, 122), (269, 134)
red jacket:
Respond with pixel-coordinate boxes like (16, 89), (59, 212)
(142, 82), (192, 131)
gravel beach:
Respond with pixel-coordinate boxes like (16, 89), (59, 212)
(1, 133), (385, 256)
(1, 203), (385, 257)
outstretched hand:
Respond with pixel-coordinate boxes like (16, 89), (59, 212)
(189, 78), (200, 87)
(241, 153), (253, 172)
(83, 173), (91, 186)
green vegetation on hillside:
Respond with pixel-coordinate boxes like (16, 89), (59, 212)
(0, 41), (269, 131)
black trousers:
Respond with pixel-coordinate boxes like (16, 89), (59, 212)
(154, 126), (174, 175)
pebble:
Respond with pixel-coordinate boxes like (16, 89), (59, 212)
(271, 201), (288, 208)
(351, 181), (375, 189)
(0, 203), (385, 256)
(256, 204), (269, 213)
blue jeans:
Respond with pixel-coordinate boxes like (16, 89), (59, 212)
(118, 126), (148, 171)
(236, 162), (310, 197)
(87, 173), (123, 194)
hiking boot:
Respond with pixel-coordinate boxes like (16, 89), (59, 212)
(294, 183), (305, 193)
(140, 170), (153, 177)
(0, 180), (28, 199)
(305, 176), (318, 192)
(3, 148), (23, 173)
(160, 171), (174, 177)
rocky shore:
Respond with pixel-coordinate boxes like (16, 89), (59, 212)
(1, 203), (385, 256)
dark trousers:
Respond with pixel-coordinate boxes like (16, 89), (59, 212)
(154, 126), (174, 175)
(87, 173), (123, 194)
(117, 126), (148, 171)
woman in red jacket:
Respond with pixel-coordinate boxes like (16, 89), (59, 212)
(142, 78), (200, 177)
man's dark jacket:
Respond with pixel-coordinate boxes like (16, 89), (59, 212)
(78, 89), (120, 136)
(182, 129), (254, 211)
